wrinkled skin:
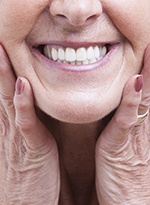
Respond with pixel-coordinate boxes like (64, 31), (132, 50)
(96, 46), (150, 204)
(0, 46), (60, 204)
(0, 0), (150, 204)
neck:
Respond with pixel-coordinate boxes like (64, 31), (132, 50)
(51, 120), (104, 205)
(52, 120), (102, 147)
(36, 108), (108, 205)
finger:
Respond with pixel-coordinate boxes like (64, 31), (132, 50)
(0, 45), (15, 116)
(138, 44), (150, 114)
(13, 77), (53, 150)
(97, 75), (142, 153)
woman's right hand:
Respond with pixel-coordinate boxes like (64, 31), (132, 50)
(0, 45), (60, 205)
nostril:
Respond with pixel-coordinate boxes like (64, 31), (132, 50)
(86, 14), (101, 22)
(50, 0), (102, 27)
(57, 14), (67, 19)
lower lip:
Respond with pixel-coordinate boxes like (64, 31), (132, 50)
(32, 44), (121, 72)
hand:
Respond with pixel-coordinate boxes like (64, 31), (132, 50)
(96, 45), (150, 205)
(0, 45), (60, 205)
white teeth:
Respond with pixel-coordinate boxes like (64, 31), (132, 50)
(51, 48), (58, 61)
(70, 61), (75, 65)
(58, 48), (65, 60)
(44, 45), (108, 65)
(44, 46), (51, 58)
(90, 58), (97, 63)
(77, 61), (82, 65)
(87, 46), (95, 60)
(65, 48), (76, 62)
(94, 46), (100, 59)
(83, 59), (89, 65)
(76, 47), (87, 61)
(100, 46), (107, 57)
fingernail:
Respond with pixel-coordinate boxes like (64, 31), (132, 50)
(16, 77), (24, 95)
(134, 75), (143, 92)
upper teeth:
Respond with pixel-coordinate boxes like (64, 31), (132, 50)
(43, 45), (107, 65)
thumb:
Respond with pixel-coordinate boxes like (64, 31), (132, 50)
(97, 75), (143, 154)
(14, 77), (54, 150)
(138, 44), (150, 114)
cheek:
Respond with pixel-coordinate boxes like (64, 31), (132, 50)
(0, 0), (49, 44)
(102, 1), (150, 47)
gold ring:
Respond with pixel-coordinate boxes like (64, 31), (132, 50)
(137, 109), (149, 124)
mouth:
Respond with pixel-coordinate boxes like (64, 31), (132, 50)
(35, 43), (112, 66)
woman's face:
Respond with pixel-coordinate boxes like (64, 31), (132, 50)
(0, 0), (150, 123)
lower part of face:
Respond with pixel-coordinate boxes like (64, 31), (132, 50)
(0, 0), (150, 123)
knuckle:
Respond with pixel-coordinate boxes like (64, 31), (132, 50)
(114, 115), (135, 131)
(114, 115), (127, 129)
(126, 98), (139, 108)
(130, 101), (138, 107)
(15, 118), (36, 134)
(15, 100), (30, 111)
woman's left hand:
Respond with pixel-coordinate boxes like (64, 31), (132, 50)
(96, 45), (150, 205)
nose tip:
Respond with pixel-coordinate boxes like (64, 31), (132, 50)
(67, 2), (102, 27)
(50, 0), (102, 27)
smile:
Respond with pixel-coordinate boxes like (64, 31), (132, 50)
(32, 42), (120, 72)
(36, 44), (112, 66)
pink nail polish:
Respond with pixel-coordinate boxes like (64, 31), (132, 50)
(134, 75), (143, 92)
(16, 77), (24, 95)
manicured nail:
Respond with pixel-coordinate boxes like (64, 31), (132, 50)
(134, 75), (143, 92)
(16, 77), (24, 95)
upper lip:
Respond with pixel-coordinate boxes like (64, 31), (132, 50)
(28, 17), (124, 49)
(32, 40), (120, 49)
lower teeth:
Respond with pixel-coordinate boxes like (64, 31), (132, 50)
(56, 57), (103, 65)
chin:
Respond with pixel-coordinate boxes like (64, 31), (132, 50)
(37, 98), (119, 124)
